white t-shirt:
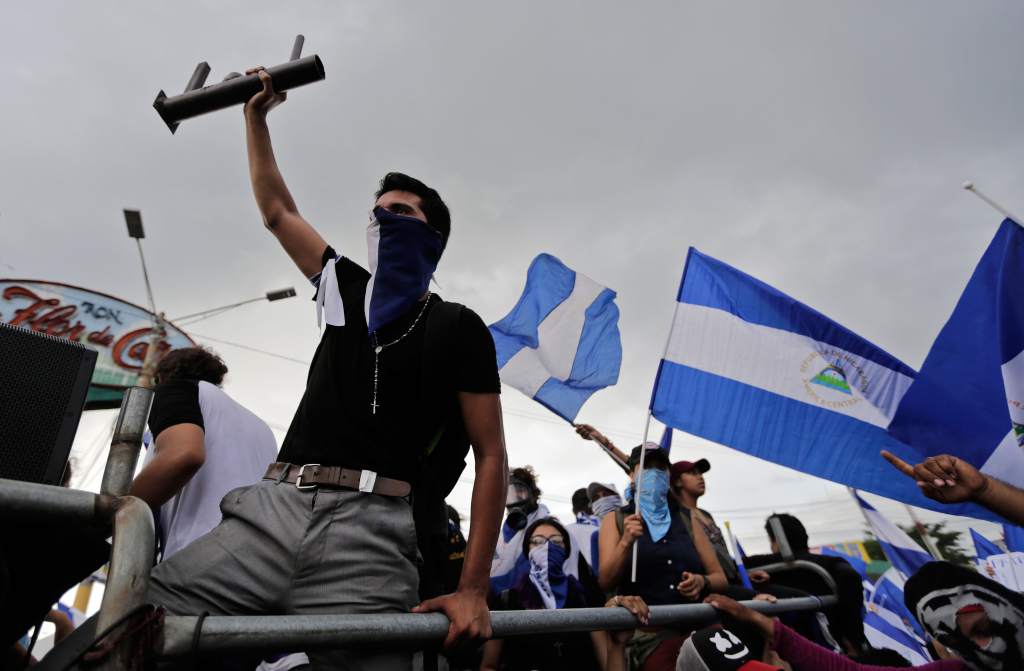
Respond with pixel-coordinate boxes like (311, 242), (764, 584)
(144, 380), (278, 560)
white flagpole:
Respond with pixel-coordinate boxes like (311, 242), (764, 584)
(630, 411), (655, 582)
(631, 298), (681, 582)
(903, 503), (942, 560)
(963, 181), (1024, 226)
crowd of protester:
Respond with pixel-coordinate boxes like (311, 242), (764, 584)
(5, 71), (1024, 669)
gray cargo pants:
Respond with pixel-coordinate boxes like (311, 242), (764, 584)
(147, 477), (420, 670)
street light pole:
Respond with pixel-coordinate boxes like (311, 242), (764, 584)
(124, 209), (164, 390)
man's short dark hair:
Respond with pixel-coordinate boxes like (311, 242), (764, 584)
(376, 172), (451, 250)
(571, 488), (591, 515)
(510, 466), (541, 500)
(155, 346), (228, 386)
(765, 513), (809, 554)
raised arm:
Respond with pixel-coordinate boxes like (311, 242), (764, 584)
(413, 392), (508, 648)
(244, 68), (327, 278)
(882, 450), (1024, 526)
(575, 423), (631, 474)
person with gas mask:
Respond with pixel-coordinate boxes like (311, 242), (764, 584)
(598, 444), (729, 671)
(490, 467), (562, 594)
(481, 517), (611, 671)
(131, 68), (510, 671)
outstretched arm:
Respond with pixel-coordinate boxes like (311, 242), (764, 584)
(414, 392), (507, 649)
(244, 68), (327, 278)
(575, 423), (631, 474)
(881, 451), (1024, 526)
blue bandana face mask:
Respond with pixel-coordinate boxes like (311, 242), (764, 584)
(592, 494), (623, 519)
(637, 468), (672, 543)
(364, 206), (443, 334)
(527, 541), (569, 609)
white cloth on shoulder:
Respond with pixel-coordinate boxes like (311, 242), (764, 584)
(314, 256), (345, 329)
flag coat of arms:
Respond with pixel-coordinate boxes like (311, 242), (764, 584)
(888, 218), (1024, 489)
(649, 248), (999, 520)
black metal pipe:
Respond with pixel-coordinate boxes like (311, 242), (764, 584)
(290, 35), (305, 61)
(153, 55), (325, 134)
(185, 62), (211, 92)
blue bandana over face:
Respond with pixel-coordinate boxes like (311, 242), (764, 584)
(527, 541), (569, 609)
(637, 468), (672, 543)
(364, 206), (443, 334)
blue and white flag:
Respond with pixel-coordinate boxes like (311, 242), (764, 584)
(863, 602), (930, 666)
(649, 248), (998, 519)
(972, 528), (1003, 560)
(888, 219), (1024, 490)
(490, 254), (622, 422)
(658, 425), (673, 455)
(1006, 525), (1024, 553)
(854, 493), (932, 579)
(971, 528), (1024, 591)
(869, 568), (925, 639)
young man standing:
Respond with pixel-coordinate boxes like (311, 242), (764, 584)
(143, 70), (508, 670)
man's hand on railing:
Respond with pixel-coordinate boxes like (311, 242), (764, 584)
(412, 588), (492, 650)
(704, 594), (776, 640)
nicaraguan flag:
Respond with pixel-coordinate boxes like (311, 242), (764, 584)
(490, 254), (622, 422)
(971, 528), (1024, 591)
(658, 425), (673, 455)
(863, 603), (930, 666)
(870, 569), (925, 638)
(972, 528), (1003, 560)
(1005, 525), (1024, 553)
(854, 494), (931, 580)
(888, 219), (1024, 490)
(649, 248), (999, 519)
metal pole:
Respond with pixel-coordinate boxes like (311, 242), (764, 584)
(95, 496), (156, 671)
(768, 516), (794, 560)
(903, 504), (942, 560)
(135, 312), (167, 390)
(0, 478), (113, 526)
(630, 410), (653, 582)
(160, 597), (834, 656)
(963, 181), (1024, 225)
(100, 387), (154, 497)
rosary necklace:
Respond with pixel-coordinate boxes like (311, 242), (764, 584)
(370, 293), (432, 414)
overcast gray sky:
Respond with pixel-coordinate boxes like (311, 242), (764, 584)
(3, 1), (1022, 553)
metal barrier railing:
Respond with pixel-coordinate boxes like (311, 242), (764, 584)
(159, 596), (836, 655)
(2, 387), (839, 669)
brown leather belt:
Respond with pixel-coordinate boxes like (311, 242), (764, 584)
(263, 462), (411, 498)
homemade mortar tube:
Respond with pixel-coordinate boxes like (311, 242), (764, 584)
(153, 54), (325, 133)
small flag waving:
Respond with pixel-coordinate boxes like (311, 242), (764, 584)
(888, 219), (1024, 490)
(658, 425), (673, 455)
(490, 254), (621, 422)
(971, 528), (1024, 591)
(1006, 525), (1024, 553)
(723, 522), (752, 589)
(649, 248), (1000, 520)
(854, 494), (931, 579)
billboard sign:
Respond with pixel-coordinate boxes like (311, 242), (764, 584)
(0, 280), (196, 408)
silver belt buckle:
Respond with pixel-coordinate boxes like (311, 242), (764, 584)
(296, 463), (321, 490)
(358, 469), (378, 493)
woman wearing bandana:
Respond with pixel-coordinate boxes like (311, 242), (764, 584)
(482, 517), (609, 670)
(598, 444), (729, 670)
(138, 69), (509, 671)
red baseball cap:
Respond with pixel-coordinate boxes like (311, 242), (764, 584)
(670, 458), (711, 481)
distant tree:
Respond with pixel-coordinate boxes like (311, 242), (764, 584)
(862, 522), (972, 567)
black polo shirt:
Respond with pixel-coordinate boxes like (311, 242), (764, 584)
(276, 246), (500, 482)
